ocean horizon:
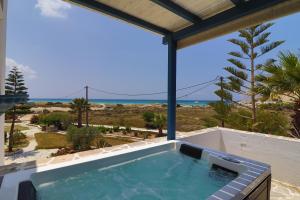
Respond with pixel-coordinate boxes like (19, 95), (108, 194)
(29, 98), (216, 106)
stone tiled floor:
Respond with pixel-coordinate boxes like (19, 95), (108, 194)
(271, 180), (300, 200)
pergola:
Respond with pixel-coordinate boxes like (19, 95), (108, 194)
(64, 0), (300, 140)
(0, 0), (300, 164)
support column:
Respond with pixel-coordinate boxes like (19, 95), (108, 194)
(167, 36), (177, 140)
(0, 0), (7, 166)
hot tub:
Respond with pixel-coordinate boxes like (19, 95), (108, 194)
(0, 141), (271, 200)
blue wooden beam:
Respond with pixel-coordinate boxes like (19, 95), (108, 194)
(69, 0), (171, 35)
(150, 0), (202, 24)
(167, 0), (285, 42)
(167, 36), (177, 140)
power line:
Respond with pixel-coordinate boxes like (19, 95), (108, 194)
(59, 88), (85, 99)
(176, 82), (215, 99)
(89, 77), (218, 97)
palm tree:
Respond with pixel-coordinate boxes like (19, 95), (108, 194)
(5, 67), (28, 152)
(71, 98), (89, 128)
(153, 113), (166, 136)
(258, 51), (300, 138)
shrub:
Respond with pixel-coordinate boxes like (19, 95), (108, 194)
(142, 112), (155, 129)
(13, 130), (27, 146)
(253, 110), (289, 136)
(97, 126), (109, 134)
(112, 126), (120, 132)
(42, 109), (50, 114)
(226, 108), (289, 136)
(125, 126), (131, 133)
(259, 102), (294, 111)
(39, 112), (73, 130)
(67, 126), (102, 150)
(30, 115), (40, 124)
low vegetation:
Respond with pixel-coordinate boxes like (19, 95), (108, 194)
(35, 132), (70, 149)
(35, 131), (135, 151)
(85, 105), (214, 132)
(204, 108), (290, 137)
(5, 130), (29, 152)
(4, 124), (28, 132)
(35, 112), (73, 130)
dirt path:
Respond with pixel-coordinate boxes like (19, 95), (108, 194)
(4, 122), (57, 165)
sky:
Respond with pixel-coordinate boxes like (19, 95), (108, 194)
(5, 0), (300, 100)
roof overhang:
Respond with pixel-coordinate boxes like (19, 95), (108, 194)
(65, 0), (300, 49)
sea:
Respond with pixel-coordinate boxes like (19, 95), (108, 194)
(29, 99), (215, 107)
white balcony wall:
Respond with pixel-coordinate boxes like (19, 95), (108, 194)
(180, 128), (300, 188)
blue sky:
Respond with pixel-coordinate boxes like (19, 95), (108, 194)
(5, 0), (300, 100)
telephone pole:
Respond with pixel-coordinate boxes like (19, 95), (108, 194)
(85, 86), (89, 127)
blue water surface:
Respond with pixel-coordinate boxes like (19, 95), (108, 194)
(29, 98), (214, 106)
(34, 151), (236, 200)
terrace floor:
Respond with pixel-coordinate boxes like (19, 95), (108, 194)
(0, 129), (299, 199)
(271, 180), (300, 200)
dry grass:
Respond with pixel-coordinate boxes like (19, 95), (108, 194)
(85, 105), (215, 132)
(4, 124), (29, 132)
(101, 136), (135, 146)
(35, 132), (70, 149)
(35, 132), (135, 149)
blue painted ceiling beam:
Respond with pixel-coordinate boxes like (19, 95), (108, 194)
(150, 0), (202, 24)
(169, 0), (285, 42)
(69, 0), (171, 36)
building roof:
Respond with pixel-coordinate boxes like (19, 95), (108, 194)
(66, 0), (300, 49)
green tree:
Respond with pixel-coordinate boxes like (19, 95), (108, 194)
(153, 113), (166, 136)
(70, 98), (89, 128)
(142, 112), (155, 129)
(258, 51), (300, 138)
(39, 112), (73, 130)
(224, 23), (284, 126)
(67, 126), (101, 150)
(210, 77), (232, 127)
(5, 67), (28, 152)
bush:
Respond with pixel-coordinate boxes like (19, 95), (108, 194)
(254, 110), (289, 136)
(30, 115), (40, 124)
(39, 112), (73, 130)
(97, 126), (109, 134)
(67, 126), (102, 150)
(112, 126), (120, 132)
(142, 112), (155, 129)
(259, 102), (294, 111)
(13, 130), (27, 146)
(125, 126), (131, 133)
(226, 109), (289, 136)
(42, 109), (50, 114)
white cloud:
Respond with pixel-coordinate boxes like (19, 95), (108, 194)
(35, 0), (71, 18)
(6, 58), (37, 79)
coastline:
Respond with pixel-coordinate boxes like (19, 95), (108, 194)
(29, 98), (215, 107)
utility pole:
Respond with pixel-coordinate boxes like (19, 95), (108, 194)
(85, 86), (89, 127)
(220, 76), (225, 127)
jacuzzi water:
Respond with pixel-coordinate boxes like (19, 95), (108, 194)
(33, 150), (237, 200)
